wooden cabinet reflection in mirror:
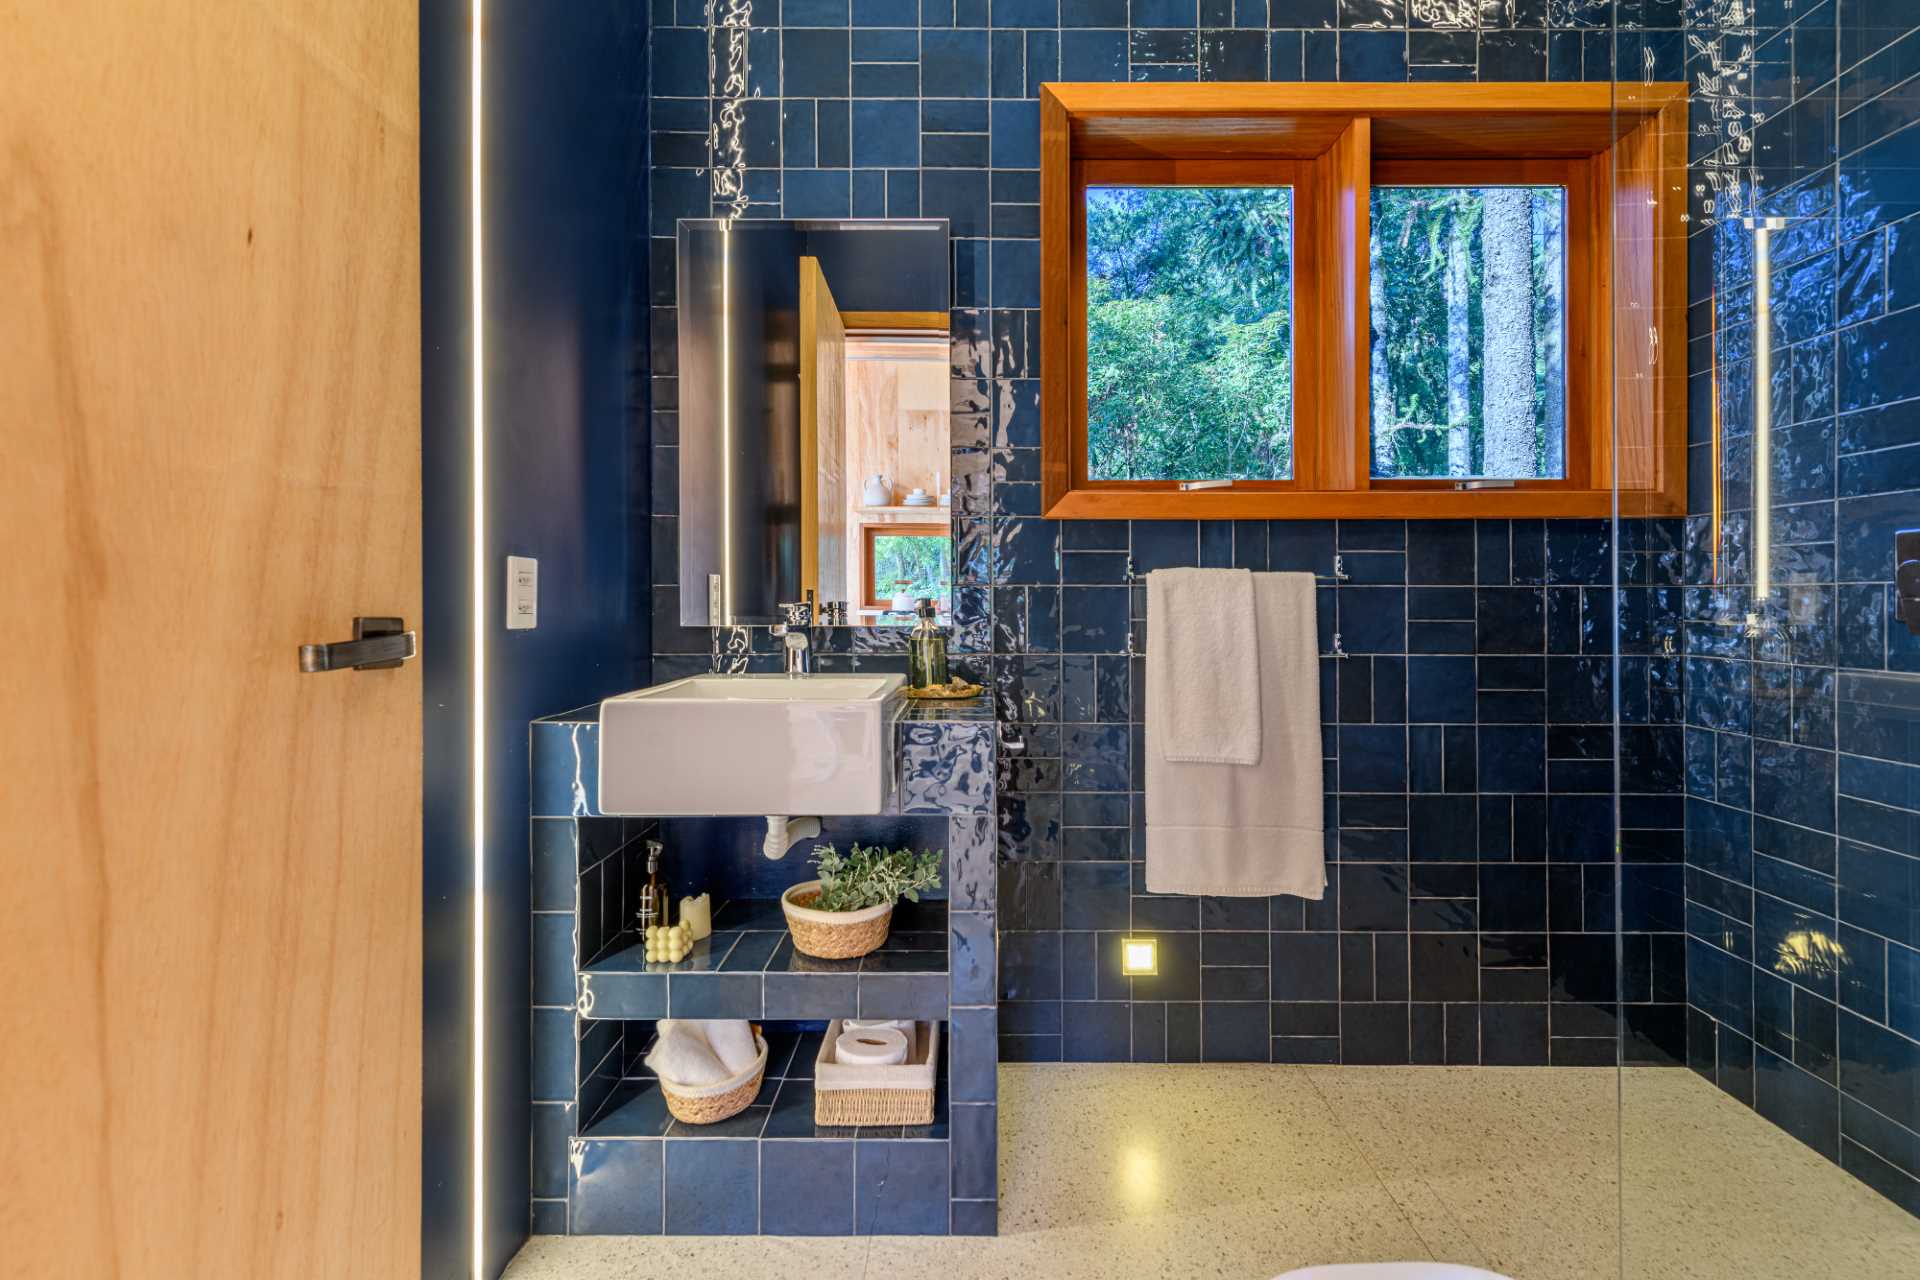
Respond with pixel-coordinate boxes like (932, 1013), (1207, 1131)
(801, 255), (952, 623)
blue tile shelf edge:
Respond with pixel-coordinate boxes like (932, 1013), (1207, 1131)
(528, 694), (999, 1237)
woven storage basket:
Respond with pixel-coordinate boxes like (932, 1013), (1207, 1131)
(815, 1020), (939, 1127)
(781, 880), (893, 960)
(658, 1030), (767, 1126)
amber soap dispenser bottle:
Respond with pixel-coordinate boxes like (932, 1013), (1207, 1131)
(636, 838), (669, 932)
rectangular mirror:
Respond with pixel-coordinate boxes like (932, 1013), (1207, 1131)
(677, 218), (951, 627)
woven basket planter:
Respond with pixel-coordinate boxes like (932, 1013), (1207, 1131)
(781, 880), (893, 960)
(657, 1030), (768, 1126)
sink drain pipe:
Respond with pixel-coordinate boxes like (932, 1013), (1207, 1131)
(763, 815), (821, 860)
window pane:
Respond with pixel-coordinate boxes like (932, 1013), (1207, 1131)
(1085, 186), (1294, 481)
(1368, 186), (1567, 480)
(871, 533), (951, 608)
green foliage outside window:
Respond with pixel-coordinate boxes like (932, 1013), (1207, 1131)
(871, 533), (950, 608)
(1369, 186), (1567, 479)
(1085, 187), (1294, 481)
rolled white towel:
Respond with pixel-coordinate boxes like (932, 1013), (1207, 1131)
(843, 1018), (913, 1040)
(645, 1025), (728, 1086)
(702, 1020), (759, 1075)
(655, 1019), (710, 1048)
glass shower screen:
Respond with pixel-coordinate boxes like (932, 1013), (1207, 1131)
(1614, 2), (1920, 1274)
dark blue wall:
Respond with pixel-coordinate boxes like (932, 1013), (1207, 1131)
(1680, 0), (1920, 1217)
(646, 0), (1689, 1077)
(422, 2), (650, 1274)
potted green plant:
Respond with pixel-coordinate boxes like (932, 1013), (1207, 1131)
(780, 842), (942, 959)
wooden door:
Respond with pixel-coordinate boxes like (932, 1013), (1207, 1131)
(799, 255), (848, 605)
(0, 3), (423, 1276)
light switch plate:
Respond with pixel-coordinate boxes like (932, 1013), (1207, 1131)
(506, 555), (538, 630)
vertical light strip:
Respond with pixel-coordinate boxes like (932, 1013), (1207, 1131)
(1710, 294), (1722, 584)
(1748, 217), (1786, 608)
(469, 0), (488, 1275)
(720, 222), (732, 622)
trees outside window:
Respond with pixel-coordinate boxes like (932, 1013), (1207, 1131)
(864, 528), (951, 610)
(1368, 185), (1567, 480)
(1084, 183), (1568, 487)
(1085, 186), (1294, 482)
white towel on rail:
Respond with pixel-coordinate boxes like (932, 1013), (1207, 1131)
(1146, 571), (1325, 899)
(1147, 567), (1260, 764)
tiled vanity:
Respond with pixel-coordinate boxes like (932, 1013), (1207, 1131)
(529, 695), (998, 1237)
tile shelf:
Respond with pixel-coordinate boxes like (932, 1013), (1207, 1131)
(583, 1027), (950, 1143)
(577, 896), (951, 1022)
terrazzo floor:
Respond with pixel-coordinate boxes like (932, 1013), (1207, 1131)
(505, 1064), (1920, 1280)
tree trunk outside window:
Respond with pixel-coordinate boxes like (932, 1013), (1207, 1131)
(1481, 187), (1537, 477)
(1538, 194), (1566, 478)
(1445, 201), (1473, 476)
(1369, 215), (1395, 474)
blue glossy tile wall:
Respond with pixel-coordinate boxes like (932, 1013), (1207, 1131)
(646, 0), (1686, 1082)
(1679, 0), (1920, 1217)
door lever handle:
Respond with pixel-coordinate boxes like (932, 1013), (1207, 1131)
(299, 616), (417, 672)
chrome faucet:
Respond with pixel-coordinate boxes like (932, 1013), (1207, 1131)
(771, 601), (812, 676)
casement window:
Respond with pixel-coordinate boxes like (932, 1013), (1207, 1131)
(1040, 83), (1688, 519)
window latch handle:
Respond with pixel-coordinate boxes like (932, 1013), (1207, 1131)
(1177, 478), (1233, 491)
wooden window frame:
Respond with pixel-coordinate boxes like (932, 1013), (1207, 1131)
(1039, 82), (1689, 520)
(861, 522), (951, 610)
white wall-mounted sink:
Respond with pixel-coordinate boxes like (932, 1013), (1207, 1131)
(598, 673), (906, 815)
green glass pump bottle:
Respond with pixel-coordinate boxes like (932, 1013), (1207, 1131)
(908, 597), (949, 690)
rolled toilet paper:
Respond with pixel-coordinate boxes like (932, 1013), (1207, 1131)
(835, 1024), (909, 1067)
